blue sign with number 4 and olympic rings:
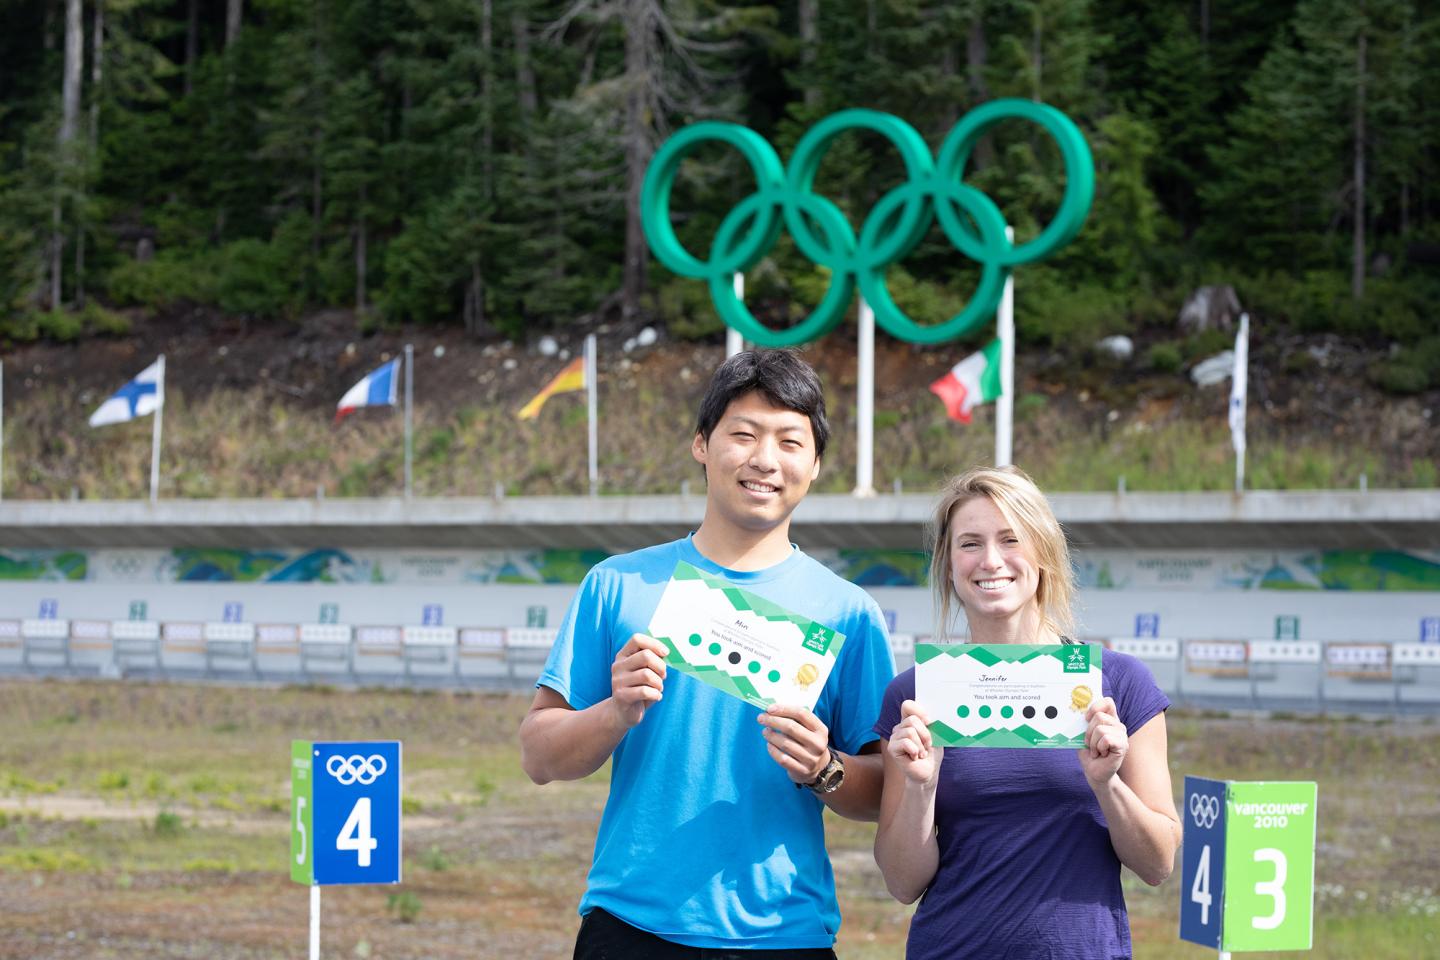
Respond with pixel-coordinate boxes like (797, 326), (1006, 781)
(291, 740), (402, 886)
(1180, 775), (1228, 948)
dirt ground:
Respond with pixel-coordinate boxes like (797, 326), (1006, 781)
(1, 679), (1437, 959)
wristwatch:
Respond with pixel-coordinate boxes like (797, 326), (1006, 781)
(799, 751), (845, 795)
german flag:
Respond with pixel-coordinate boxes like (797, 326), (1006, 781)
(517, 357), (585, 420)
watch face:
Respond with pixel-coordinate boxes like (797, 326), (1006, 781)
(813, 757), (844, 793)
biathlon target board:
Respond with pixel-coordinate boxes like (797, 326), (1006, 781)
(291, 740), (402, 886)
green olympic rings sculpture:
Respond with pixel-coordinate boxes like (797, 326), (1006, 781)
(640, 99), (1095, 347)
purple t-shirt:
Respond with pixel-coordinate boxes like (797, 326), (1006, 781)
(873, 650), (1170, 960)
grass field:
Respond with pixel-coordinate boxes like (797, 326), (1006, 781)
(1, 679), (1436, 959)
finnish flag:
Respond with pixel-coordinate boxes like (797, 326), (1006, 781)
(89, 358), (164, 427)
(335, 358), (399, 422)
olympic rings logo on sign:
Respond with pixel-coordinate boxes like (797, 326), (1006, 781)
(1190, 793), (1220, 829)
(641, 99), (1094, 347)
(326, 754), (388, 786)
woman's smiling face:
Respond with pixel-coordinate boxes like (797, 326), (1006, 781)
(947, 495), (1041, 628)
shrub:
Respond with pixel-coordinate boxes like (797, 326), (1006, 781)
(1016, 268), (1130, 353)
(1181, 328), (1233, 361)
(216, 238), (292, 317)
(1368, 361), (1428, 395)
(656, 276), (723, 340)
(106, 252), (220, 308)
(153, 810), (184, 838)
(1146, 342), (1183, 374)
(80, 301), (132, 336)
(387, 891), (422, 923)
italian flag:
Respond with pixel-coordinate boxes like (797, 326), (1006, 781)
(929, 339), (1002, 424)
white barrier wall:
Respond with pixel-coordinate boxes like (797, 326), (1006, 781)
(1, 580), (1435, 645)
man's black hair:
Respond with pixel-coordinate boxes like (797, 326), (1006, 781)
(694, 349), (829, 459)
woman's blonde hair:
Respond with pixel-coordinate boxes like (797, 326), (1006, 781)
(928, 465), (1076, 642)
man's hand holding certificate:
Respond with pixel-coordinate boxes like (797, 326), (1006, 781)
(915, 643), (1103, 748)
(646, 561), (845, 712)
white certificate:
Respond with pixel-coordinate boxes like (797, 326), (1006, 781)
(914, 643), (1102, 748)
(646, 561), (845, 711)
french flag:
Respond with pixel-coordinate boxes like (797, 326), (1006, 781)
(335, 359), (398, 423)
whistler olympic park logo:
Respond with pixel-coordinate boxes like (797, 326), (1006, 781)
(1190, 792), (1220, 829)
(641, 99), (1095, 348)
(326, 753), (388, 786)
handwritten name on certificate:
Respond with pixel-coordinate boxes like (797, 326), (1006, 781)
(646, 561), (845, 711)
(915, 643), (1103, 748)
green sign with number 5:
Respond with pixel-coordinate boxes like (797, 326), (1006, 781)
(1223, 781), (1317, 951)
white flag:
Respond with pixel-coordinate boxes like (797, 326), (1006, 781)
(1229, 313), (1249, 456)
(89, 359), (165, 427)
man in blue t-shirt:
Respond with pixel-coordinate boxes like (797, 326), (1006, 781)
(519, 349), (895, 958)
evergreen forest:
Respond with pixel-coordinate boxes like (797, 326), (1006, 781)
(1, 0), (1438, 392)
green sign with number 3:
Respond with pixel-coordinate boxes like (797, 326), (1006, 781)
(1223, 781), (1318, 951)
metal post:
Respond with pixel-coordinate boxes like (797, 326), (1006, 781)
(310, 884), (321, 960)
(586, 333), (598, 496)
(150, 355), (165, 504)
(995, 227), (1015, 467)
(403, 343), (414, 499)
(0, 358), (5, 501)
(727, 274), (744, 358)
(1230, 313), (1249, 494)
(855, 299), (875, 496)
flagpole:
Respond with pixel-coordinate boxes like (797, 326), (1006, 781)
(585, 333), (598, 496)
(855, 299), (875, 496)
(1231, 313), (1249, 494)
(995, 226), (1015, 467)
(727, 275), (744, 359)
(403, 343), (414, 500)
(150, 354), (165, 504)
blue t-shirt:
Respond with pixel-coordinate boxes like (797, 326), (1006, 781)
(874, 650), (1170, 960)
(538, 534), (895, 949)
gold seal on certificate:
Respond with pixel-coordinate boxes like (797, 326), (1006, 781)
(915, 643), (1103, 748)
(646, 561), (845, 711)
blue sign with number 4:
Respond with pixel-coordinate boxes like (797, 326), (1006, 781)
(291, 740), (402, 886)
(1180, 775), (1228, 948)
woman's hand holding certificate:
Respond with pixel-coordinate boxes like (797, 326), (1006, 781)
(1078, 696), (1129, 785)
(887, 700), (942, 786)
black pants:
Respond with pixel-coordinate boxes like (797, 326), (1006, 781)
(574, 907), (839, 960)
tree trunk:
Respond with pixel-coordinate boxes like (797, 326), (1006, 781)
(52, 0), (83, 309)
(512, 11), (538, 125)
(481, 0), (494, 197)
(464, 264), (485, 337)
(621, 0), (652, 320)
(470, 0), (493, 338)
(966, 4), (994, 167)
(184, 0), (198, 95)
(799, 0), (820, 110)
(1030, 7), (1043, 101)
(227, 0), (244, 48)
(1352, 21), (1366, 301)
(89, 1), (103, 146)
(356, 183), (367, 313)
(77, 0), (104, 307)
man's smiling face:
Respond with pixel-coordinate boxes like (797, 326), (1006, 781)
(692, 391), (821, 536)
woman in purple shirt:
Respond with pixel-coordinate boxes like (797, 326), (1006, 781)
(873, 466), (1181, 959)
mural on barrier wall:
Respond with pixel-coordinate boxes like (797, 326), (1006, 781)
(0, 550), (88, 581)
(2, 548), (1438, 591)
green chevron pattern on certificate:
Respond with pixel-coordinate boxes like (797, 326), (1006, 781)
(915, 643), (1103, 748)
(646, 561), (846, 711)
